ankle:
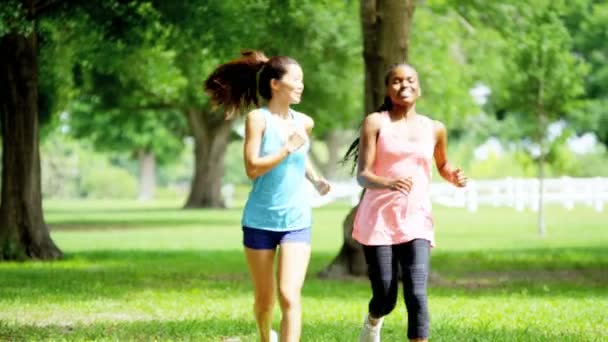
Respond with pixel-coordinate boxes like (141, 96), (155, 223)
(367, 314), (382, 326)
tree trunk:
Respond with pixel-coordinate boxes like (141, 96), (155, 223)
(0, 33), (62, 260)
(308, 130), (350, 180)
(321, 0), (416, 278)
(137, 150), (156, 201)
(537, 110), (547, 237)
(324, 130), (347, 180)
(183, 109), (233, 208)
(361, 0), (416, 114)
(318, 205), (368, 278)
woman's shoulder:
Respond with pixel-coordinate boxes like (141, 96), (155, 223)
(291, 109), (314, 130)
(417, 113), (444, 128)
(363, 111), (387, 129)
(247, 108), (266, 120)
(416, 114), (446, 140)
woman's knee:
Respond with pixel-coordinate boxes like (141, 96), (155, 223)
(370, 281), (398, 316)
(404, 286), (428, 311)
(278, 287), (301, 311)
(254, 291), (275, 314)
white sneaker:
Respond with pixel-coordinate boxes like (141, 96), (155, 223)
(359, 314), (383, 342)
(270, 329), (278, 342)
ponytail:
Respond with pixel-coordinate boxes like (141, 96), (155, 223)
(341, 96), (392, 173)
(204, 50), (268, 118)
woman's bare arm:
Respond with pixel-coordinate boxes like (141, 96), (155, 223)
(433, 120), (467, 187)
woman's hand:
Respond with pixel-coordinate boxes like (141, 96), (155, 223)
(388, 177), (413, 194)
(450, 168), (467, 187)
(314, 178), (331, 196)
(285, 130), (306, 153)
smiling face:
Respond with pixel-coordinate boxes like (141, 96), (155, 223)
(271, 63), (304, 104)
(386, 65), (420, 107)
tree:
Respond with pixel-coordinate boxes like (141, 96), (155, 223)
(270, 0), (363, 181)
(0, 0), (62, 259)
(568, 1), (608, 147)
(0, 0), (154, 259)
(466, 0), (587, 236)
(320, 0), (417, 278)
(503, 1), (586, 236)
(77, 0), (367, 208)
(66, 7), (188, 201)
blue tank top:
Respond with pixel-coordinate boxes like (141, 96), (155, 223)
(241, 108), (311, 231)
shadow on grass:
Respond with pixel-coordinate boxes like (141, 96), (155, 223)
(0, 247), (606, 304)
(49, 218), (240, 230)
(0, 317), (599, 342)
(47, 207), (243, 230)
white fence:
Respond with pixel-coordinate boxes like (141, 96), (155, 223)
(305, 177), (608, 212)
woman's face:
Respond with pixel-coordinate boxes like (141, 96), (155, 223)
(387, 65), (420, 107)
(272, 63), (304, 104)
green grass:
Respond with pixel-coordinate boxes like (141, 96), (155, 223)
(1, 200), (607, 341)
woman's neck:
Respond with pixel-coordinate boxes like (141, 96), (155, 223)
(389, 103), (417, 120)
(267, 99), (290, 118)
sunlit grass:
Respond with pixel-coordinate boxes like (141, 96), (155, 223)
(0, 200), (606, 341)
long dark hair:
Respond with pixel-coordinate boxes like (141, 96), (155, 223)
(342, 63), (412, 172)
(204, 50), (299, 118)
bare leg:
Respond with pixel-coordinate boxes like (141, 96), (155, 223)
(277, 242), (311, 342)
(245, 247), (277, 342)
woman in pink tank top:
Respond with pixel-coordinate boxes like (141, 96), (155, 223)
(347, 64), (467, 342)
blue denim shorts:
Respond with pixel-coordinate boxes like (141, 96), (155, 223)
(243, 226), (311, 250)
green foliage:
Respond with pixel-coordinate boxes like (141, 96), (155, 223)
(568, 2), (608, 146)
(40, 133), (82, 198)
(498, 1), (586, 122)
(266, 0), (364, 137)
(223, 141), (248, 185)
(40, 132), (138, 199)
(411, 5), (480, 130)
(79, 166), (137, 199)
(468, 151), (534, 179)
(61, 2), (188, 163)
(0, 0), (33, 36)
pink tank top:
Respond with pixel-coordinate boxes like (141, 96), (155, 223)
(353, 112), (436, 246)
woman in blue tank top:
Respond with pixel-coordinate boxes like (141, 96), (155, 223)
(205, 50), (331, 342)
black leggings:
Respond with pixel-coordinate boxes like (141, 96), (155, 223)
(363, 239), (430, 339)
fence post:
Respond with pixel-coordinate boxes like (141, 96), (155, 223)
(562, 176), (574, 210)
(593, 177), (605, 212)
(221, 184), (235, 209)
(466, 180), (478, 212)
(530, 178), (539, 212)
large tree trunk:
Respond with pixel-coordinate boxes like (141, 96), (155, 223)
(324, 131), (342, 180)
(0, 33), (62, 260)
(309, 130), (351, 180)
(184, 109), (232, 208)
(318, 205), (368, 278)
(321, 0), (416, 278)
(137, 150), (156, 201)
(361, 0), (416, 114)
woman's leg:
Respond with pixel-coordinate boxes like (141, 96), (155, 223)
(359, 245), (400, 342)
(398, 239), (431, 342)
(363, 245), (400, 319)
(244, 227), (280, 342)
(245, 247), (277, 342)
(276, 229), (311, 342)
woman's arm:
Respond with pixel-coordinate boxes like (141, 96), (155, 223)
(433, 120), (467, 187)
(299, 112), (331, 195)
(357, 113), (412, 192)
(243, 110), (305, 180)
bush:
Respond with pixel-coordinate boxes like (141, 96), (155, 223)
(80, 166), (137, 199)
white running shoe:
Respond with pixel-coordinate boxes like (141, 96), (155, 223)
(359, 314), (383, 342)
(270, 329), (278, 342)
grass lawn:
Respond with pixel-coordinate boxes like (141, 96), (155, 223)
(0, 199), (607, 341)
